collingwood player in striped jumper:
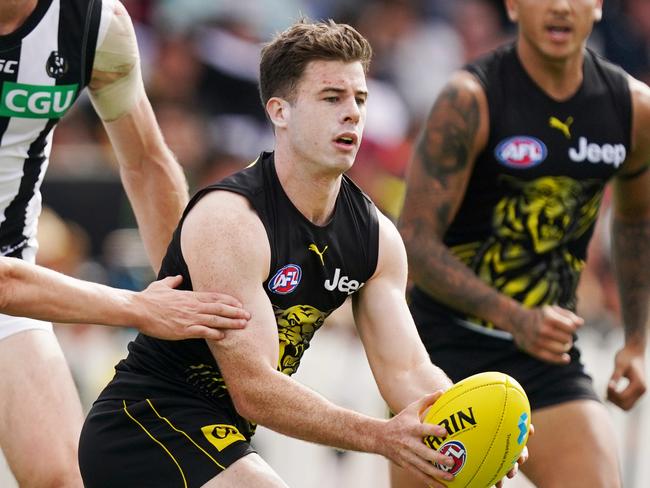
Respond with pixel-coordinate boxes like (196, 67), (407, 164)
(79, 20), (527, 488)
(0, 1), (249, 486)
(396, 0), (650, 487)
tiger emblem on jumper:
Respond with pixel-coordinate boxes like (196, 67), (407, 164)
(274, 304), (330, 375)
(452, 176), (603, 322)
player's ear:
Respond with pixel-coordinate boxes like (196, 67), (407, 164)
(266, 97), (290, 129)
(504, 0), (518, 22)
(593, 0), (603, 22)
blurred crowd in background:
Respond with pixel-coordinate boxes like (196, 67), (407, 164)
(27, 0), (650, 485)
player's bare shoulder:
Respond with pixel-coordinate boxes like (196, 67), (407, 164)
(420, 70), (490, 168)
(369, 209), (408, 283)
(181, 190), (270, 281)
(629, 75), (650, 156)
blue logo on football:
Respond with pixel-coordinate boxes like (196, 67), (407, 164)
(517, 412), (529, 445)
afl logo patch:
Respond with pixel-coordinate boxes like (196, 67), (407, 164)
(435, 440), (467, 475)
(495, 136), (547, 169)
(269, 264), (302, 294)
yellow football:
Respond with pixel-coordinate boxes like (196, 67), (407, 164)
(422, 371), (531, 488)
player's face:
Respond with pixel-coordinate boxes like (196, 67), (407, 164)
(506, 0), (603, 60)
(286, 60), (367, 174)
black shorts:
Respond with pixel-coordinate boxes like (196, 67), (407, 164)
(79, 392), (255, 488)
(412, 307), (600, 411)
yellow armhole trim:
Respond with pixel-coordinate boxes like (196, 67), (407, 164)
(122, 400), (188, 488)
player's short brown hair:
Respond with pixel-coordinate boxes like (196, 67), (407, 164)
(259, 19), (372, 106)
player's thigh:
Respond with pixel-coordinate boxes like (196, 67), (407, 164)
(523, 400), (620, 488)
(390, 461), (425, 488)
(0, 327), (84, 486)
(202, 453), (289, 488)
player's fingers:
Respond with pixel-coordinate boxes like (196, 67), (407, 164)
(421, 421), (448, 439)
(185, 325), (226, 341)
(416, 390), (445, 417)
(609, 376), (646, 411)
(404, 451), (454, 486)
(155, 275), (183, 289)
(544, 306), (581, 333)
(550, 305), (584, 327)
(537, 324), (574, 345)
(200, 303), (250, 321)
(529, 347), (570, 365)
(506, 461), (519, 478)
(606, 385), (628, 409)
(195, 291), (245, 309)
(205, 314), (249, 330)
(536, 337), (572, 355)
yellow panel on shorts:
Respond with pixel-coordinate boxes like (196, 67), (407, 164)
(201, 424), (246, 451)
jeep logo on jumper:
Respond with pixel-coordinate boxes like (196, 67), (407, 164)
(0, 82), (78, 118)
(324, 268), (364, 295)
(569, 137), (626, 168)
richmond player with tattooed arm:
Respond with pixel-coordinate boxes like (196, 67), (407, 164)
(395, 1), (650, 487)
(79, 20), (527, 488)
(0, 1), (247, 486)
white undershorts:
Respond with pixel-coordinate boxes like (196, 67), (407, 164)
(0, 313), (52, 341)
(0, 239), (53, 340)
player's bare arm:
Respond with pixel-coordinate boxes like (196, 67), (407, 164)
(360, 212), (527, 487)
(88, 0), (188, 272)
(353, 210), (452, 411)
(0, 256), (248, 340)
(180, 191), (454, 487)
(608, 76), (650, 410)
(400, 72), (580, 364)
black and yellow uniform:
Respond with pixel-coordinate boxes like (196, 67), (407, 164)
(79, 152), (379, 488)
(411, 44), (632, 409)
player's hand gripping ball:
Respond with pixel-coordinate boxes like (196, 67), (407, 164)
(422, 372), (531, 488)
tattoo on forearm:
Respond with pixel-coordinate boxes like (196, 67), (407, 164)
(612, 216), (650, 341)
(416, 84), (480, 189)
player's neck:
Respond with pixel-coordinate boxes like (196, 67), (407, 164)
(0, 0), (38, 35)
(516, 38), (585, 102)
(274, 149), (342, 227)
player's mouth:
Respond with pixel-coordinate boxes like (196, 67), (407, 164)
(545, 24), (573, 43)
(333, 133), (358, 151)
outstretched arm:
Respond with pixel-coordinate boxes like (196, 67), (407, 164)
(0, 257), (248, 340)
(181, 190), (455, 487)
(88, 1), (188, 273)
(608, 76), (650, 410)
(399, 71), (580, 364)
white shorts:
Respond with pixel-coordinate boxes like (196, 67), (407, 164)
(0, 238), (52, 340)
(0, 314), (53, 341)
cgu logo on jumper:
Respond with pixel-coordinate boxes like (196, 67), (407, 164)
(495, 136), (547, 169)
(424, 407), (478, 451)
(324, 268), (364, 295)
(0, 82), (78, 119)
